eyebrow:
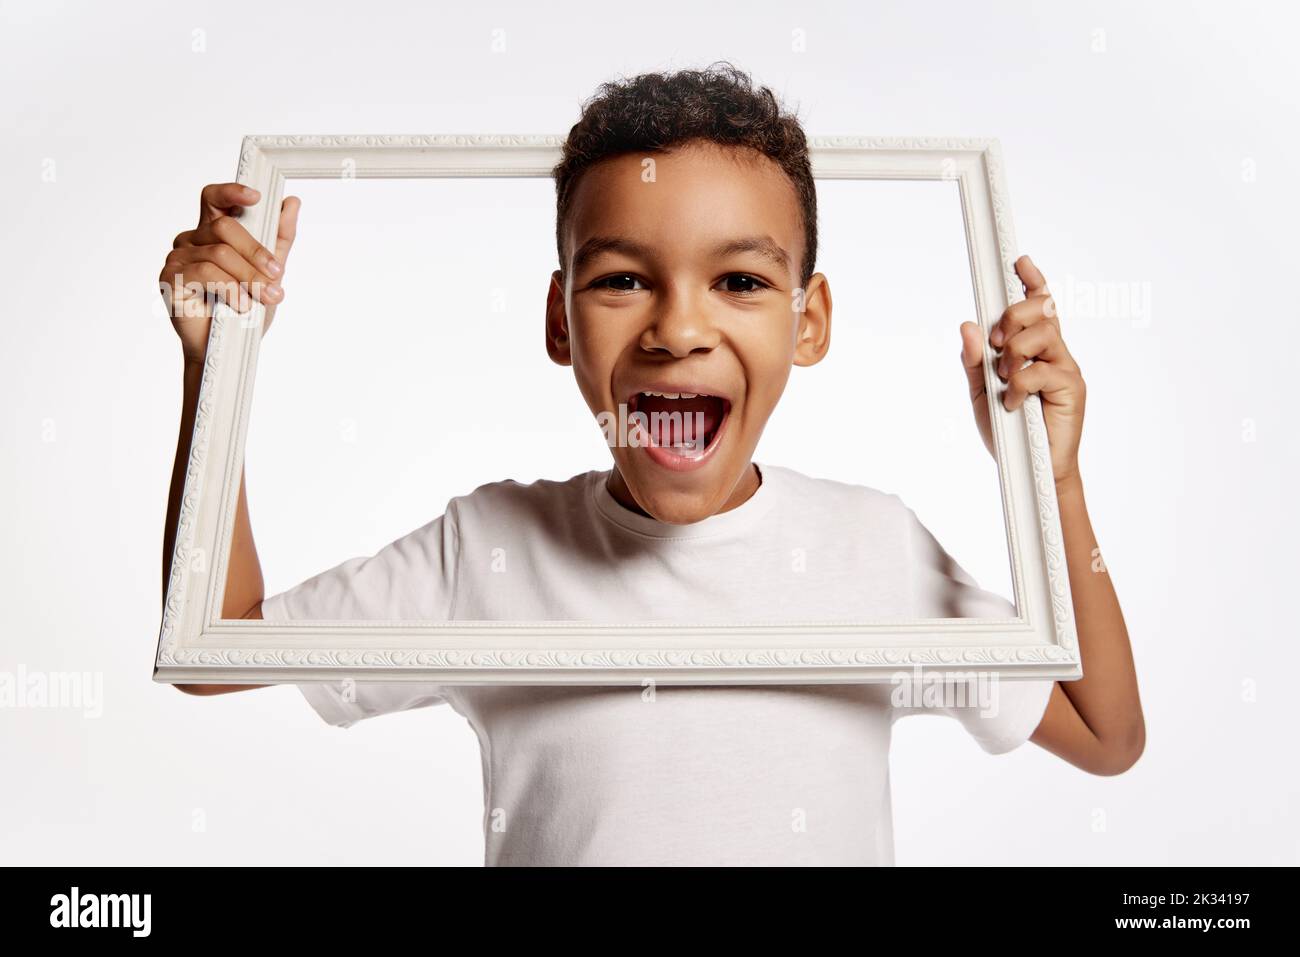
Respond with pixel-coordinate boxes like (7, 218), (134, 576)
(571, 234), (792, 274)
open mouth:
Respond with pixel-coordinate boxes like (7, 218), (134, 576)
(627, 389), (731, 465)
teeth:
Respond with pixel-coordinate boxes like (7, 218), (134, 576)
(638, 390), (705, 400)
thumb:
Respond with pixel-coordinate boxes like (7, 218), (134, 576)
(1015, 254), (1050, 298)
(199, 182), (259, 226)
(274, 195), (302, 266)
(959, 321), (985, 398)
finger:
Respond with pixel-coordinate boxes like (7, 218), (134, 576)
(959, 321), (986, 400)
(995, 322), (1077, 380)
(199, 182), (261, 226)
(169, 245), (283, 306)
(1016, 254), (1050, 298)
(1003, 360), (1078, 412)
(158, 261), (220, 318)
(178, 215), (283, 280)
(990, 291), (1059, 347)
(274, 196), (301, 266)
(177, 261), (256, 314)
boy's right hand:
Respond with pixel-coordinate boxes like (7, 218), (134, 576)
(159, 183), (301, 364)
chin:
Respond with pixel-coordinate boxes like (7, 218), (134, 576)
(629, 484), (722, 525)
(617, 451), (747, 523)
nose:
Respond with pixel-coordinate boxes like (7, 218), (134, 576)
(638, 285), (722, 357)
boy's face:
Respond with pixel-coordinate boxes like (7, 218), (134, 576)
(548, 140), (831, 524)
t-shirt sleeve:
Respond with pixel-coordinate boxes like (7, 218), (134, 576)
(891, 496), (1054, 754)
(260, 507), (460, 729)
(891, 672), (1054, 755)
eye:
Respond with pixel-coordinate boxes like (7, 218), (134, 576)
(716, 274), (770, 297)
(590, 273), (771, 297)
(592, 274), (646, 295)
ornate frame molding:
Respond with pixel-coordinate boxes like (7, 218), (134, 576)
(154, 134), (1078, 685)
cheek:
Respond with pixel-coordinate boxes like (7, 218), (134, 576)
(735, 328), (797, 412)
(567, 325), (623, 408)
(743, 374), (789, 432)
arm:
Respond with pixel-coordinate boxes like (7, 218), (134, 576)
(159, 182), (300, 695)
(1030, 473), (1143, 774)
(164, 363), (265, 695)
(960, 255), (1145, 775)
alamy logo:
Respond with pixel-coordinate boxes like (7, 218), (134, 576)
(49, 887), (151, 937)
(0, 665), (102, 718)
(889, 665), (1001, 717)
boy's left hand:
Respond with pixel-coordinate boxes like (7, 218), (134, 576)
(960, 255), (1085, 488)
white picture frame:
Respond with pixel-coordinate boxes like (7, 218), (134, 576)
(154, 134), (1079, 686)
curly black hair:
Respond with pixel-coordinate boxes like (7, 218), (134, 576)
(552, 61), (817, 288)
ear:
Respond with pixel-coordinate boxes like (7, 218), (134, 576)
(792, 272), (832, 367)
(545, 269), (572, 366)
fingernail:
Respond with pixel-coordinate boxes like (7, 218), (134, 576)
(265, 258), (283, 277)
(990, 327), (1003, 346)
(266, 283), (283, 301)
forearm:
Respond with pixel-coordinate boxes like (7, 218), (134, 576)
(161, 360), (203, 602)
(165, 358), (267, 694)
(1038, 473), (1144, 767)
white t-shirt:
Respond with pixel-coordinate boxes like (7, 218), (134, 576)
(262, 462), (1054, 866)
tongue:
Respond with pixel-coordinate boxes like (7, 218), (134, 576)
(637, 395), (723, 448)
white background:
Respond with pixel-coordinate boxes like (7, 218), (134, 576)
(248, 174), (1013, 607)
(1, 0), (1296, 866)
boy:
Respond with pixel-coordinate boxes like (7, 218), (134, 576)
(159, 64), (1143, 866)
